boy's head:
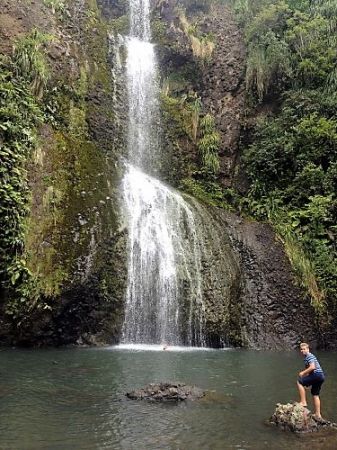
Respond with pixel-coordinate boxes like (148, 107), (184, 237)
(300, 342), (310, 355)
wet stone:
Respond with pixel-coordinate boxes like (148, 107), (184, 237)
(126, 382), (205, 402)
(269, 403), (337, 433)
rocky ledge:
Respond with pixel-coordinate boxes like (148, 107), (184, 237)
(270, 403), (337, 433)
(126, 382), (205, 402)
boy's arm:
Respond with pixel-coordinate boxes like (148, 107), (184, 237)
(299, 362), (315, 377)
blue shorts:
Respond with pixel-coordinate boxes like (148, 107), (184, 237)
(298, 373), (325, 396)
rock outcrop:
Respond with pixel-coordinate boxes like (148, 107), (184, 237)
(270, 403), (337, 433)
(221, 212), (318, 349)
(126, 382), (205, 402)
(0, 0), (127, 346)
(197, 3), (246, 188)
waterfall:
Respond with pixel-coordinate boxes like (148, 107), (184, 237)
(125, 37), (160, 172)
(120, 0), (206, 346)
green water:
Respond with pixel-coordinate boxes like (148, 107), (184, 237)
(0, 347), (336, 449)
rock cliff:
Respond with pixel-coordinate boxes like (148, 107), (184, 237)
(0, 0), (127, 345)
(0, 0), (320, 348)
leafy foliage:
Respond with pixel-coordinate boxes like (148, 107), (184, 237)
(198, 114), (220, 175)
(181, 177), (233, 209)
(161, 91), (221, 176)
(0, 58), (42, 300)
(0, 30), (51, 316)
(231, 0), (337, 313)
(13, 29), (52, 98)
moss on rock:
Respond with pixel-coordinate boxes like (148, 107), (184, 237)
(0, 0), (127, 345)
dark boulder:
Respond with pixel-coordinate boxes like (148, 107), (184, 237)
(126, 382), (205, 402)
(270, 403), (337, 433)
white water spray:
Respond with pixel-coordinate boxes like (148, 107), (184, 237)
(121, 0), (206, 346)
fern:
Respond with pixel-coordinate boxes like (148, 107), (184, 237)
(198, 114), (220, 174)
(246, 31), (292, 101)
(13, 29), (52, 98)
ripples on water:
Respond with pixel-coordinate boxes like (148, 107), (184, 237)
(0, 348), (336, 449)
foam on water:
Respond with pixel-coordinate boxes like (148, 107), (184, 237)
(109, 344), (226, 352)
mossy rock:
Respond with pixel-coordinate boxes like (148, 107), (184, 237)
(270, 403), (337, 433)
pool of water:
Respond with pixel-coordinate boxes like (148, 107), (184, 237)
(0, 346), (336, 449)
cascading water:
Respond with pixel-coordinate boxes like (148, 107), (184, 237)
(122, 165), (206, 346)
(121, 0), (207, 346)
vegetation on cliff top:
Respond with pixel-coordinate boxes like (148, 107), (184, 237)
(230, 0), (337, 316)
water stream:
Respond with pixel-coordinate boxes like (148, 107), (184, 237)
(120, 0), (207, 346)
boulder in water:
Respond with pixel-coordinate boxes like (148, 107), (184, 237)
(270, 403), (337, 433)
(126, 382), (205, 402)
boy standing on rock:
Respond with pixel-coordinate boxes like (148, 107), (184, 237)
(297, 342), (325, 419)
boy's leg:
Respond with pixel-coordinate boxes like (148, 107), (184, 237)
(297, 381), (307, 406)
(312, 395), (321, 418)
(311, 379), (324, 418)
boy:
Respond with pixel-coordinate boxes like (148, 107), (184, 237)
(297, 342), (325, 419)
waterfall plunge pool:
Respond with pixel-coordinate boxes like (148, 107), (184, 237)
(1, 348), (336, 449)
(112, 344), (225, 351)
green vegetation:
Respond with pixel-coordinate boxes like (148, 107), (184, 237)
(161, 91), (221, 178)
(43, 0), (65, 14)
(160, 88), (230, 210)
(181, 178), (235, 209)
(198, 114), (220, 174)
(178, 9), (215, 64)
(110, 15), (129, 35)
(230, 0), (337, 314)
(0, 31), (49, 317)
(13, 29), (52, 99)
(0, 0), (119, 329)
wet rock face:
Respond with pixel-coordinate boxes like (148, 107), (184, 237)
(270, 403), (337, 433)
(322, 317), (337, 350)
(197, 4), (246, 188)
(97, 0), (127, 18)
(126, 382), (205, 402)
(221, 212), (318, 349)
(0, 0), (128, 346)
(2, 230), (128, 347)
(183, 200), (242, 348)
(153, 1), (246, 188)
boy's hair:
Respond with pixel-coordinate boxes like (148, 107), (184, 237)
(300, 342), (309, 349)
